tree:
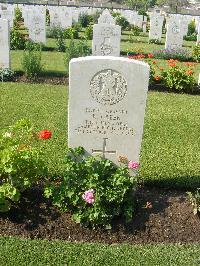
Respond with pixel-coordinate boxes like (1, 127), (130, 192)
(123, 0), (156, 10)
(156, 0), (190, 13)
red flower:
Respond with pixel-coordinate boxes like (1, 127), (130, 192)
(184, 62), (194, 67)
(148, 53), (153, 58)
(38, 130), (52, 140)
(155, 76), (161, 81)
(152, 60), (156, 65)
(186, 69), (193, 75)
(145, 202), (153, 209)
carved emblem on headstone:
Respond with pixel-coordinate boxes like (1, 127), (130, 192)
(90, 69), (127, 105)
(172, 25), (180, 34)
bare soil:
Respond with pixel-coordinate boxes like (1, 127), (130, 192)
(0, 186), (199, 244)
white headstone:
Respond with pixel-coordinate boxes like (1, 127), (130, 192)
(68, 56), (150, 166)
(0, 18), (10, 69)
(92, 10), (121, 56)
(61, 7), (72, 28)
(149, 15), (164, 41)
(28, 12), (46, 44)
(165, 19), (183, 50)
(197, 22), (200, 45)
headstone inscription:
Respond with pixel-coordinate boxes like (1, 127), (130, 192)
(29, 12), (46, 44)
(165, 19), (183, 50)
(68, 56), (150, 166)
(92, 10), (121, 56)
(0, 18), (10, 69)
(149, 15), (164, 41)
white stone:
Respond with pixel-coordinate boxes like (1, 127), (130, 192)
(149, 15), (164, 41)
(0, 18), (10, 69)
(98, 9), (115, 25)
(197, 22), (200, 45)
(60, 7), (72, 28)
(28, 11), (46, 44)
(165, 19), (183, 50)
(68, 56), (150, 166)
(92, 10), (121, 56)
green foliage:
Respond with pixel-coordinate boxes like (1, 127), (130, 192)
(192, 44), (200, 62)
(161, 61), (196, 92)
(46, 9), (50, 26)
(46, 27), (61, 38)
(115, 15), (130, 31)
(22, 42), (43, 80)
(44, 147), (138, 228)
(0, 119), (46, 212)
(131, 25), (142, 36)
(79, 13), (93, 28)
(84, 25), (93, 40)
(65, 39), (91, 73)
(0, 69), (15, 82)
(149, 39), (162, 45)
(184, 33), (197, 41)
(187, 189), (200, 215)
(64, 27), (79, 39)
(13, 7), (23, 29)
(10, 29), (26, 50)
(153, 48), (192, 61)
(55, 28), (66, 52)
(187, 20), (197, 36)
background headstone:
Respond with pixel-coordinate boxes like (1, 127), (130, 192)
(68, 56), (150, 166)
(0, 18), (10, 69)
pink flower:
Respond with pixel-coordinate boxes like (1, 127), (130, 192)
(82, 189), (95, 204)
(128, 161), (139, 169)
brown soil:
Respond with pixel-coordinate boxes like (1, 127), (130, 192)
(14, 73), (68, 86)
(0, 186), (199, 244)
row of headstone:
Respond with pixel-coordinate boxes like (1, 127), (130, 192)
(0, 18), (10, 69)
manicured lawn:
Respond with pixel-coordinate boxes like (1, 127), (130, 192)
(0, 237), (199, 266)
(0, 82), (199, 188)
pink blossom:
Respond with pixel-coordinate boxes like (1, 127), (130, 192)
(128, 161), (139, 169)
(82, 189), (95, 204)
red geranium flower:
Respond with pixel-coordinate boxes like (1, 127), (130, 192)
(148, 53), (153, 58)
(38, 130), (52, 140)
(155, 76), (161, 81)
(186, 69), (193, 75)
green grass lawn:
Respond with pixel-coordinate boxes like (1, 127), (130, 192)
(0, 237), (200, 266)
(1, 82), (199, 189)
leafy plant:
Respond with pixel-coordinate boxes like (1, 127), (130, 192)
(13, 7), (23, 29)
(161, 60), (196, 92)
(10, 29), (26, 50)
(187, 189), (200, 215)
(0, 119), (49, 212)
(44, 147), (138, 228)
(22, 42), (43, 80)
(149, 39), (162, 45)
(65, 38), (91, 73)
(84, 25), (93, 40)
(115, 15), (129, 30)
(0, 68), (15, 82)
(187, 20), (197, 36)
(79, 13), (92, 27)
(55, 29), (66, 52)
(184, 33), (197, 42)
(131, 25), (142, 36)
(153, 48), (192, 61)
(192, 44), (200, 62)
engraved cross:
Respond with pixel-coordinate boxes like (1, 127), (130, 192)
(92, 138), (116, 159)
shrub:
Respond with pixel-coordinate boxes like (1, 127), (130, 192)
(10, 29), (26, 50)
(64, 27), (79, 39)
(65, 38), (91, 73)
(153, 48), (192, 61)
(161, 59), (196, 92)
(187, 189), (200, 215)
(187, 20), (197, 36)
(149, 39), (162, 45)
(0, 68), (15, 82)
(46, 9), (50, 26)
(115, 15), (129, 30)
(13, 7), (23, 29)
(22, 42), (43, 80)
(0, 119), (49, 212)
(184, 33), (197, 41)
(46, 27), (62, 38)
(44, 147), (138, 228)
(55, 29), (66, 52)
(79, 13), (92, 28)
(84, 25), (93, 40)
(131, 26), (142, 36)
(192, 44), (200, 62)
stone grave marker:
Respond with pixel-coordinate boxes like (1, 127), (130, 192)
(29, 12), (46, 44)
(0, 18), (10, 69)
(68, 56), (150, 166)
(165, 19), (183, 50)
(149, 15), (164, 41)
(197, 22), (200, 44)
(92, 10), (121, 56)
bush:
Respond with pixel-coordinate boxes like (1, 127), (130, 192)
(153, 48), (192, 61)
(161, 60), (196, 92)
(187, 189), (200, 215)
(65, 38), (91, 73)
(192, 44), (200, 62)
(44, 147), (138, 228)
(0, 68), (15, 82)
(64, 27), (79, 39)
(22, 42), (43, 80)
(131, 26), (142, 36)
(84, 25), (93, 40)
(115, 15), (129, 30)
(55, 29), (66, 52)
(10, 29), (26, 50)
(149, 39), (162, 45)
(46, 27), (61, 38)
(13, 7), (23, 29)
(184, 33), (197, 41)
(0, 119), (48, 212)
(79, 13), (93, 28)
(187, 20), (197, 36)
